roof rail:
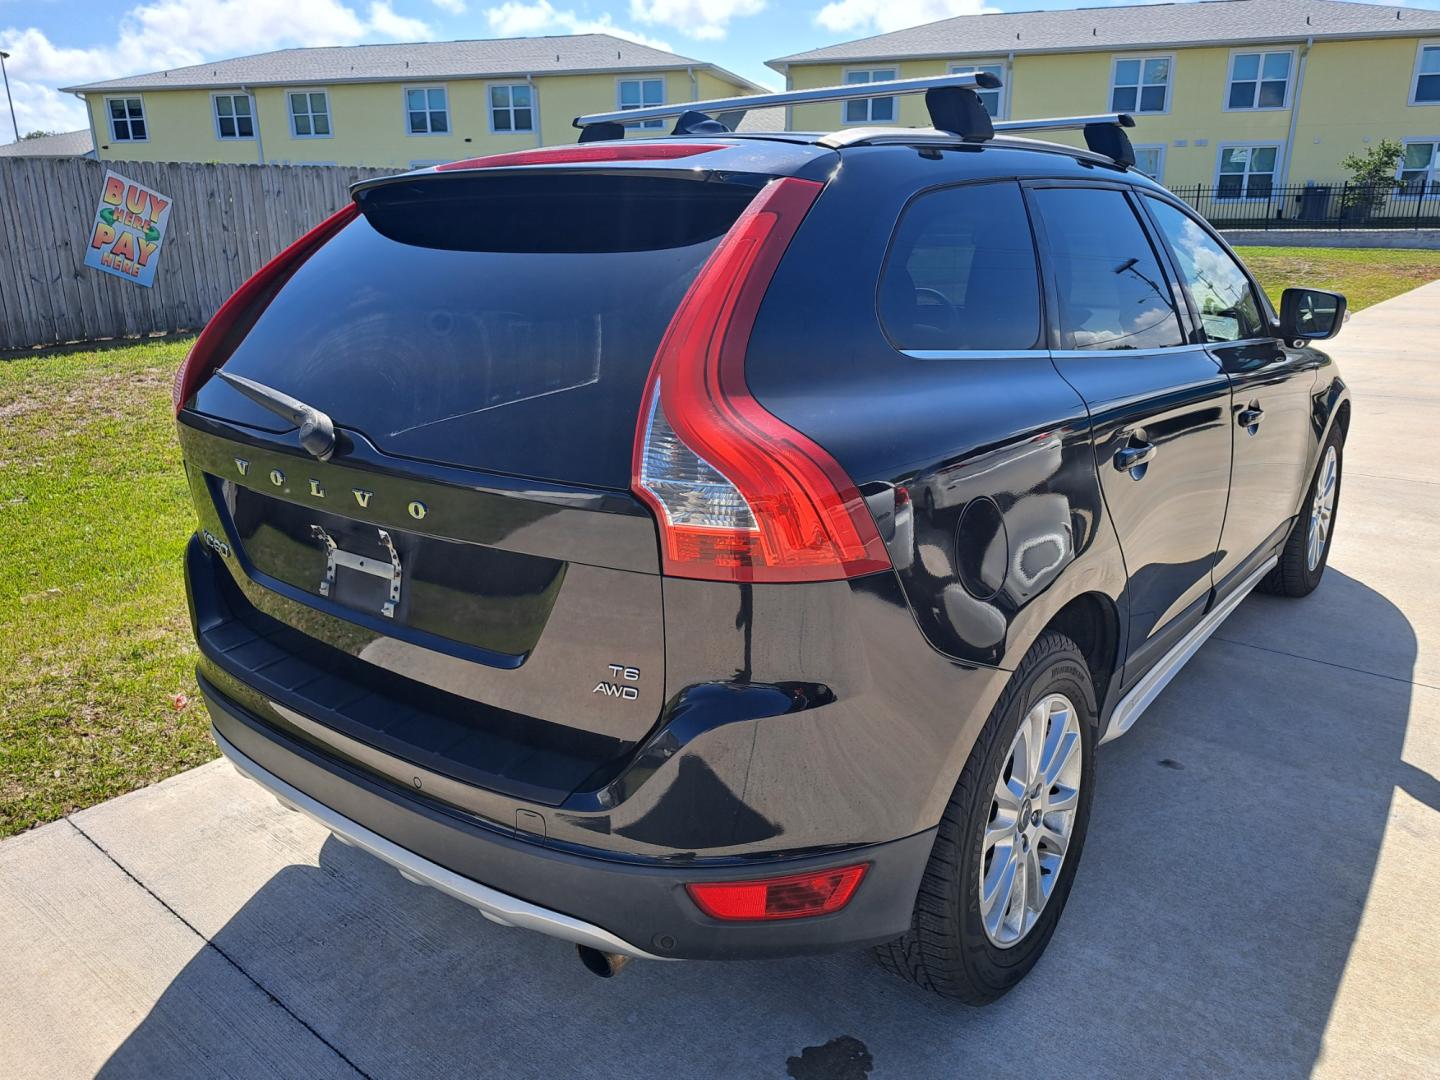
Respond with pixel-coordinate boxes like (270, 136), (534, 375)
(573, 71), (1002, 144)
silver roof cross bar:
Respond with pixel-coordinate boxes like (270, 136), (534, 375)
(573, 71), (1002, 131)
(993, 112), (1136, 133)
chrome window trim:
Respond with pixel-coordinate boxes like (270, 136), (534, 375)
(1050, 343), (1214, 358)
(902, 342), (1276, 361)
(902, 349), (1050, 360)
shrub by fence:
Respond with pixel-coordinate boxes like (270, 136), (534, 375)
(1170, 181), (1440, 232)
(0, 157), (396, 352)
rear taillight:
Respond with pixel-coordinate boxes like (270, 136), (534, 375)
(685, 864), (869, 921)
(435, 144), (724, 171)
(632, 177), (891, 583)
(172, 202), (359, 415)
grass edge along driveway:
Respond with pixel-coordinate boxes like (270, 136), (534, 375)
(2, 244), (1438, 838)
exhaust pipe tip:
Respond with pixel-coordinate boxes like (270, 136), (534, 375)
(577, 945), (633, 978)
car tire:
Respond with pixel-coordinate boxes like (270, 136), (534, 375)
(1260, 425), (1343, 598)
(875, 630), (1097, 1003)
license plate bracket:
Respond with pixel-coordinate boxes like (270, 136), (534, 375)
(311, 525), (403, 618)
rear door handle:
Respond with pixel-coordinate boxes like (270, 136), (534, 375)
(1238, 404), (1265, 431)
(1113, 440), (1157, 475)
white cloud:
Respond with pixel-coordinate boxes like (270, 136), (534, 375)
(367, 0), (432, 37)
(431, 0), (466, 11)
(814, 0), (994, 34)
(0, 0), (433, 134)
(483, 1), (672, 50)
(628, 0), (765, 40)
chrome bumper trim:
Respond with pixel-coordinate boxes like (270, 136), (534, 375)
(1100, 555), (1278, 744)
(213, 726), (666, 961)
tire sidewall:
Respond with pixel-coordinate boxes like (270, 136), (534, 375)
(958, 648), (1098, 989)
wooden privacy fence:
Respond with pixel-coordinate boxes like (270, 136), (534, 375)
(0, 157), (398, 352)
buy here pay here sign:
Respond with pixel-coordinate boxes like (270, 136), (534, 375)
(85, 170), (173, 288)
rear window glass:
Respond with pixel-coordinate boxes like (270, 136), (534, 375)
(879, 181), (1042, 352)
(1030, 186), (1186, 351)
(194, 173), (759, 489)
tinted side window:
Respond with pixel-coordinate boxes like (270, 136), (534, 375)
(879, 182), (1042, 351)
(1145, 197), (1267, 343)
(1032, 186), (1186, 351)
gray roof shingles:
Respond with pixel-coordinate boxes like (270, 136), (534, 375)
(63, 33), (762, 93)
(769, 0), (1440, 67)
(0, 129), (94, 157)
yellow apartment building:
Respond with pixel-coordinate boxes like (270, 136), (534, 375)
(770, 0), (1440, 194)
(61, 34), (765, 169)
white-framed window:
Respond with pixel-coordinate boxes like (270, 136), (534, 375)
(288, 90), (331, 138)
(1412, 42), (1440, 106)
(212, 93), (256, 140)
(948, 62), (1006, 118)
(490, 83), (535, 133)
(1216, 143), (1282, 199)
(843, 67), (898, 124)
(1111, 55), (1172, 114)
(1398, 139), (1440, 194)
(617, 77), (665, 129)
(105, 96), (147, 142)
(1133, 144), (1166, 182)
(1226, 49), (1293, 110)
(405, 86), (450, 135)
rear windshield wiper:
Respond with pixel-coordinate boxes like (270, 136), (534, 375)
(217, 371), (336, 461)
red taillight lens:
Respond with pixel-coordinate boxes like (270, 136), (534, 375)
(172, 201), (359, 415)
(435, 144), (725, 171)
(685, 864), (869, 921)
(632, 177), (891, 583)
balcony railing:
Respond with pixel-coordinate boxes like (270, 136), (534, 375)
(1169, 181), (1440, 231)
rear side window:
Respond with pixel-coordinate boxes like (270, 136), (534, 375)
(1145, 197), (1267, 343)
(879, 182), (1042, 352)
(1031, 186), (1186, 351)
(194, 172), (759, 489)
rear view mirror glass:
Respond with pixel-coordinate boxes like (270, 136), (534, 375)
(1280, 288), (1346, 342)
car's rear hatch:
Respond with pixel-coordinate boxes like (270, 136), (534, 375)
(177, 147), (830, 802)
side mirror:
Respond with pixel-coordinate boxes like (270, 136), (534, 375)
(1279, 287), (1347, 343)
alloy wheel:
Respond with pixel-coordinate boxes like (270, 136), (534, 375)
(979, 693), (1083, 948)
(1307, 445), (1338, 572)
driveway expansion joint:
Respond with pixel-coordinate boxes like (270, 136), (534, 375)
(64, 816), (372, 1080)
(1210, 635), (1440, 693)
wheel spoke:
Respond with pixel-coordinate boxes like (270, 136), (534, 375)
(1045, 783), (1079, 815)
(1042, 729), (1079, 787)
(1037, 819), (1070, 857)
(982, 844), (1019, 931)
(995, 775), (1024, 813)
(1024, 843), (1044, 917)
(984, 811), (1018, 852)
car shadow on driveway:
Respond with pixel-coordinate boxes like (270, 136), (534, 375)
(97, 571), (1424, 1080)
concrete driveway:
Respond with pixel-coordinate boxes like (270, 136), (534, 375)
(4, 282), (1439, 1080)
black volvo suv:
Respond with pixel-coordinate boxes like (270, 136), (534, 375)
(174, 75), (1349, 1002)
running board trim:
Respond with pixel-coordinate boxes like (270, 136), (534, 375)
(1100, 555), (1277, 744)
(212, 726), (667, 960)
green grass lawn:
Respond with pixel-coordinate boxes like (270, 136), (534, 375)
(1235, 245), (1440, 312)
(0, 339), (212, 838)
(1, 243), (1436, 839)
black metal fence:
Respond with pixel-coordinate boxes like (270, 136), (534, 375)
(1170, 182), (1440, 231)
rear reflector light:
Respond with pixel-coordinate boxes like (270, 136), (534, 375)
(172, 202), (358, 415)
(434, 144), (725, 171)
(632, 177), (891, 583)
(685, 864), (869, 921)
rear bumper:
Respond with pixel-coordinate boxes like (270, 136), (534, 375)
(204, 679), (936, 961)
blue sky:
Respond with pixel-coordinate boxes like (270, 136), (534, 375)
(4, 0), (1439, 137)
